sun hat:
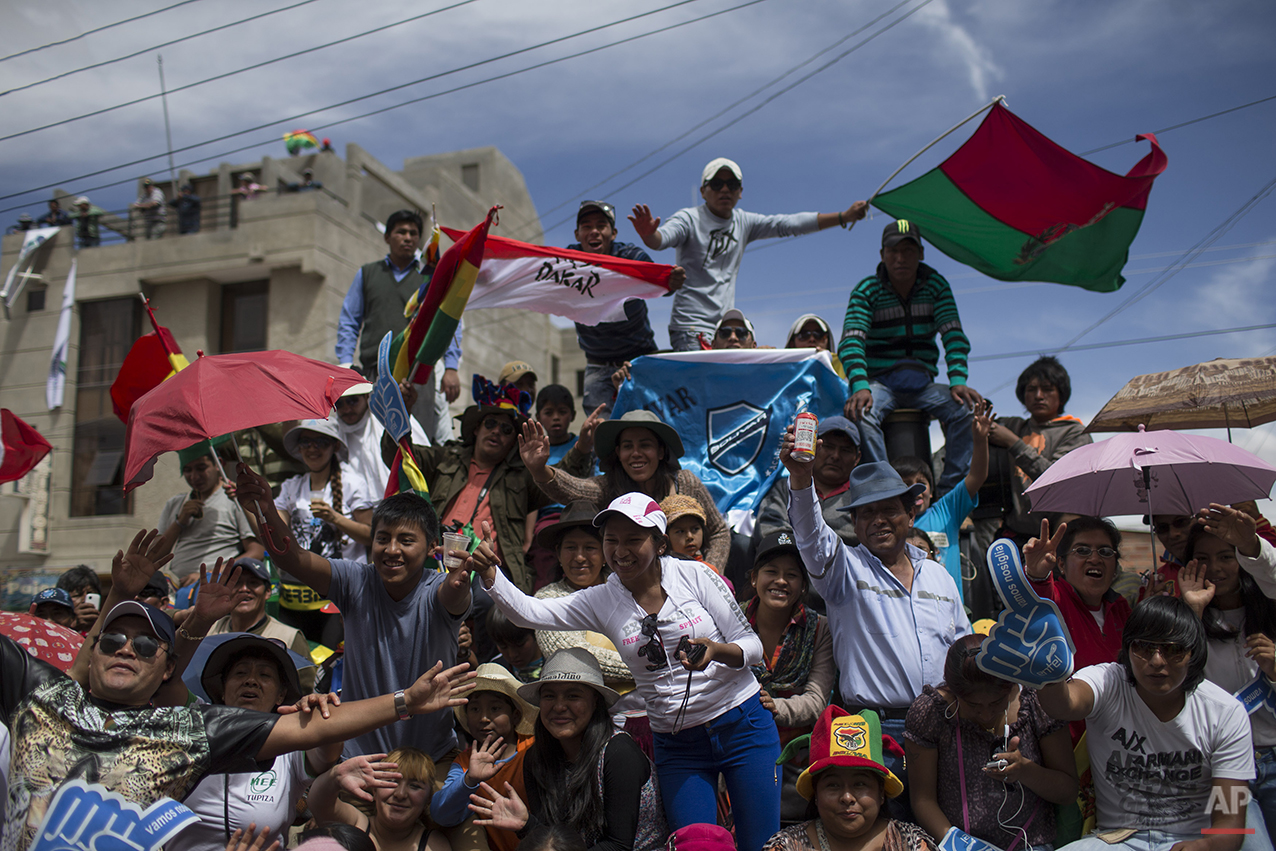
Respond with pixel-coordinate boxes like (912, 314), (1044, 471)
(534, 500), (601, 551)
(102, 601), (176, 648)
(836, 461), (926, 512)
(882, 219), (924, 249)
(459, 374), (533, 445)
(197, 633), (305, 706)
(516, 647), (621, 708)
(659, 495), (706, 526)
(593, 492), (667, 534)
(593, 409), (684, 461)
(454, 663), (536, 737)
(818, 415), (861, 447)
(701, 158), (742, 185)
(283, 416), (348, 462)
(794, 705), (903, 799)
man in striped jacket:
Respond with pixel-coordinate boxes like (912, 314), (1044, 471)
(837, 220), (984, 496)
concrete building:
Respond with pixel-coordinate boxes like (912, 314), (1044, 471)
(0, 144), (588, 583)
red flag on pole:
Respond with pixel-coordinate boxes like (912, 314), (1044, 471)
(110, 298), (190, 421)
(0, 410), (52, 484)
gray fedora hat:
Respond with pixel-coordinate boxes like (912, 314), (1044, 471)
(594, 409), (684, 460)
(836, 461), (926, 512)
(534, 500), (601, 551)
(517, 647), (621, 708)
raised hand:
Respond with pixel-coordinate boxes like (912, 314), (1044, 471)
(403, 660), (477, 716)
(627, 204), (660, 243)
(398, 379), (419, 411)
(1023, 519), (1066, 581)
(190, 558), (245, 626)
(111, 528), (174, 600)
(1176, 560), (1215, 619)
(517, 420), (551, 476)
(574, 404), (607, 456)
(1201, 503), (1261, 557)
(333, 754), (402, 802)
(610, 361), (632, 391)
(972, 400), (994, 441)
(465, 736), (507, 785)
(235, 463), (275, 519)
(225, 825), (279, 851)
(470, 781), (530, 832)
(778, 423), (816, 490)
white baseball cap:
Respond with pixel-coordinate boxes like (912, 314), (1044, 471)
(701, 157), (742, 185)
(593, 492), (668, 533)
(715, 308), (755, 336)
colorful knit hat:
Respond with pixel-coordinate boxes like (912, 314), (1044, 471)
(459, 374), (532, 445)
(793, 705), (903, 799)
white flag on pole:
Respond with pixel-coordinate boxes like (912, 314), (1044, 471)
(46, 258), (77, 410)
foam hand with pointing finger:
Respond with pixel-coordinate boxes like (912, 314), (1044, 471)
(976, 539), (1075, 689)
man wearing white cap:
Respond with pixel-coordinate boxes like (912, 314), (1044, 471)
(334, 372), (428, 498)
(710, 308), (757, 350)
(630, 158), (868, 350)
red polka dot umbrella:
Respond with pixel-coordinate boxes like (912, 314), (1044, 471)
(0, 612), (83, 672)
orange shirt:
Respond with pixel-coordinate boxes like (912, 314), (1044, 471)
(452, 736), (533, 851)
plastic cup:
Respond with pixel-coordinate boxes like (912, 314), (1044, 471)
(442, 532), (470, 569)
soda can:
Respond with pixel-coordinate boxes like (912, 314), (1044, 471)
(793, 412), (818, 461)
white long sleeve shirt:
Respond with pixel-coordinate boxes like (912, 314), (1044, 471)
(486, 558), (763, 733)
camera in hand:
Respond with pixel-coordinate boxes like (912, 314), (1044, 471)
(676, 635), (706, 665)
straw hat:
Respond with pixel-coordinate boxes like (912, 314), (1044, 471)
(453, 663), (536, 737)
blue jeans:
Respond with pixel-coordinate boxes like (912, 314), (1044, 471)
(652, 696), (781, 851)
(1255, 747), (1276, 844)
(669, 328), (707, 352)
(860, 379), (974, 494)
(583, 363), (620, 415)
(1059, 830), (1199, 851)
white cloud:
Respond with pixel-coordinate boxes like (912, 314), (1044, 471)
(916, 0), (1003, 101)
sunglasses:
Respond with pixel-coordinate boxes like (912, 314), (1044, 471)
(637, 613), (669, 671)
(297, 435), (334, 449)
(794, 329), (827, 341)
(1129, 640), (1190, 664)
(334, 396), (366, 409)
(1153, 517), (1192, 536)
(716, 326), (751, 340)
(1068, 544), (1117, 560)
(482, 417), (515, 436)
(706, 178), (741, 191)
(97, 632), (166, 659)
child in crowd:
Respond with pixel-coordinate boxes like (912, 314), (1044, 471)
(908, 529), (938, 561)
(661, 495), (708, 563)
(434, 664), (538, 851)
(892, 401), (993, 596)
(489, 606), (545, 683)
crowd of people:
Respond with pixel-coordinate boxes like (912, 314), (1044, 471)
(4, 155), (1276, 851)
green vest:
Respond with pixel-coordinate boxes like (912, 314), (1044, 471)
(358, 259), (426, 369)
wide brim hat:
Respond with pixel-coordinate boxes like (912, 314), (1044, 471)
(517, 647), (621, 708)
(283, 416), (348, 462)
(454, 663), (537, 737)
(594, 409), (684, 461)
(795, 706), (903, 799)
(836, 461), (925, 512)
(195, 633), (305, 706)
(534, 500), (602, 551)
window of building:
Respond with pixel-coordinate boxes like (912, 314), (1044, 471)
(461, 163), (480, 192)
(220, 281), (268, 353)
(27, 288), (45, 312)
(576, 369), (585, 398)
(551, 354), (560, 386)
(70, 298), (141, 517)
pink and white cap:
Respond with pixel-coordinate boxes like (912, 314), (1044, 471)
(593, 492), (668, 533)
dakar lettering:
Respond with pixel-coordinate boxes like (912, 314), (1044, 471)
(534, 258), (601, 298)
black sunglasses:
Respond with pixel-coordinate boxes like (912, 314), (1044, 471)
(794, 329), (827, 341)
(637, 613), (669, 671)
(716, 326), (750, 340)
(706, 178), (741, 191)
(1153, 517), (1192, 536)
(97, 632), (166, 659)
(334, 396), (366, 409)
(482, 417), (515, 436)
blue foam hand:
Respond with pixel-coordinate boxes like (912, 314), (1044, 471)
(31, 779), (198, 851)
(939, 827), (1004, 851)
(1235, 673), (1276, 717)
(976, 539), (1076, 689)
(369, 331), (410, 442)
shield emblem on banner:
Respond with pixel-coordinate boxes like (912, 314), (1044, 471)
(706, 402), (769, 475)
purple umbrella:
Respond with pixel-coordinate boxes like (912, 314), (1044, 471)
(1024, 424), (1276, 518)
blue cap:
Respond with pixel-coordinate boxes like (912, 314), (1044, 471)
(31, 588), (74, 610)
(102, 601), (177, 647)
(818, 415), (861, 446)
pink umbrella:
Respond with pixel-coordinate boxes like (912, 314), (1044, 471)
(123, 351), (364, 493)
(1024, 424), (1276, 518)
(0, 612), (83, 672)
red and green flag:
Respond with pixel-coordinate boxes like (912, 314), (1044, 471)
(390, 206), (498, 384)
(110, 298), (190, 421)
(872, 102), (1167, 292)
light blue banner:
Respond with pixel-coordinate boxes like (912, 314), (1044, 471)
(1236, 672), (1276, 716)
(612, 352), (846, 514)
(940, 827), (1006, 851)
(32, 780), (197, 851)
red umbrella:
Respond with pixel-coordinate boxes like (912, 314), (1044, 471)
(123, 351), (364, 492)
(0, 612), (83, 672)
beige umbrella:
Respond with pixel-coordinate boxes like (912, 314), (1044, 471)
(1087, 357), (1276, 438)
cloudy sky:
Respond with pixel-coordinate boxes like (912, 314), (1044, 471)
(4, 0), (1276, 519)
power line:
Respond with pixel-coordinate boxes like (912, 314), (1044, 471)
(1, 0), (480, 129)
(1, 0), (327, 98)
(1057, 174), (1276, 350)
(968, 323), (1276, 363)
(0, 0), (768, 213)
(1081, 94), (1276, 155)
(535, 0), (939, 237)
(0, 0), (205, 63)
(503, 0), (916, 238)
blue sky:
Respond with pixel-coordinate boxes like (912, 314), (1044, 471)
(4, 0), (1275, 518)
